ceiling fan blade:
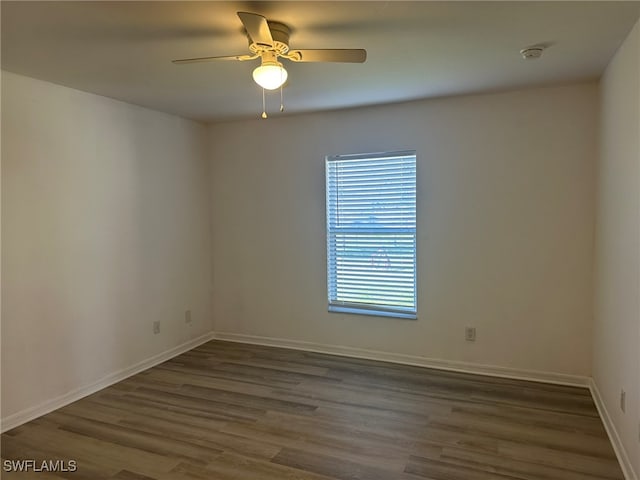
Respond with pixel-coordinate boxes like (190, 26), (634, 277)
(237, 11), (273, 48)
(287, 49), (367, 63)
(172, 54), (255, 64)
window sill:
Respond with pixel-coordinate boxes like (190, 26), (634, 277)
(328, 305), (417, 320)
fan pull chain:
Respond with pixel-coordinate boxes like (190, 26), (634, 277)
(280, 84), (284, 112)
(261, 88), (267, 119)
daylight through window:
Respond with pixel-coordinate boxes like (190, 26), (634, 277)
(326, 151), (417, 319)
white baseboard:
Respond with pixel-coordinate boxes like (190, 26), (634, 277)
(1, 332), (215, 433)
(589, 378), (638, 480)
(211, 331), (590, 388)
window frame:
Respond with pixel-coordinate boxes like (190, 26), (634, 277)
(325, 150), (417, 320)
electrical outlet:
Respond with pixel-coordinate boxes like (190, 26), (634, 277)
(465, 327), (476, 342)
(620, 389), (626, 412)
(153, 321), (160, 335)
(185, 310), (192, 324)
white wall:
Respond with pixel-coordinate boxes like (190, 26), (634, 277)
(593, 20), (640, 479)
(1, 72), (212, 423)
(209, 82), (598, 378)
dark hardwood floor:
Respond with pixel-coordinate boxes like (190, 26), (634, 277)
(1, 340), (623, 479)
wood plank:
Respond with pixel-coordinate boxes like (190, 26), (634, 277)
(271, 447), (416, 480)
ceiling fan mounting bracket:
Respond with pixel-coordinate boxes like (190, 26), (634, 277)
(247, 21), (291, 55)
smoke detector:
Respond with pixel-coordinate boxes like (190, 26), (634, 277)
(520, 46), (545, 60)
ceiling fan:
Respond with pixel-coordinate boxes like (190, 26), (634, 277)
(172, 11), (367, 117)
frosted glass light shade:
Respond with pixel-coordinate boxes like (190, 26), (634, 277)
(252, 63), (288, 90)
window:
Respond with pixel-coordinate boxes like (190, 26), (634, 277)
(326, 151), (417, 319)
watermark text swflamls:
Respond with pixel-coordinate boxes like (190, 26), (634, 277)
(3, 459), (78, 473)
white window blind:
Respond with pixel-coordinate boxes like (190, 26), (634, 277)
(326, 151), (417, 319)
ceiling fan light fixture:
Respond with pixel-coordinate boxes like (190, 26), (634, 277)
(252, 61), (288, 90)
(173, 11), (366, 117)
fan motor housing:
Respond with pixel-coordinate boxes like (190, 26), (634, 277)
(248, 21), (291, 55)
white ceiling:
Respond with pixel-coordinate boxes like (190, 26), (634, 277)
(2, 1), (639, 122)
